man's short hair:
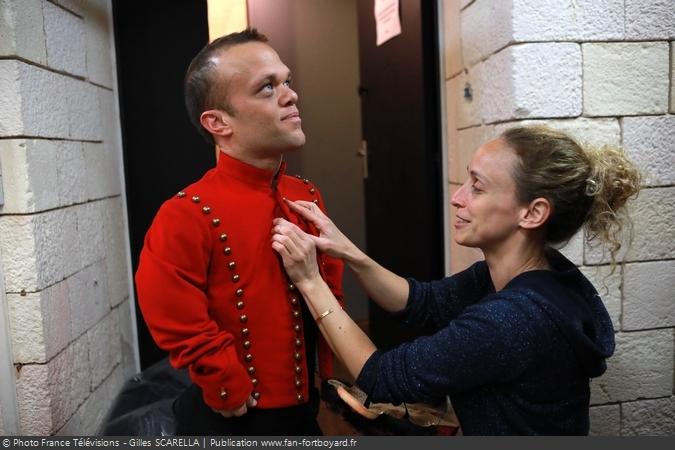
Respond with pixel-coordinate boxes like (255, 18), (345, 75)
(184, 28), (269, 144)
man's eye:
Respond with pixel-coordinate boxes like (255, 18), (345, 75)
(283, 79), (292, 87)
(261, 83), (273, 92)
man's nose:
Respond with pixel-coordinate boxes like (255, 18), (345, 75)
(280, 86), (298, 105)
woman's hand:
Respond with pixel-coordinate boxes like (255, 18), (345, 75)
(212, 395), (257, 418)
(271, 218), (322, 288)
(284, 200), (360, 261)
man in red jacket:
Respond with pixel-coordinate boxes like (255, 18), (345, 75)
(135, 28), (344, 435)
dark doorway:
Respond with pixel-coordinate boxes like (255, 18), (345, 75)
(357, 0), (444, 349)
(112, 0), (213, 369)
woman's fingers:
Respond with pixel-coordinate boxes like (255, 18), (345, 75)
(285, 199), (328, 225)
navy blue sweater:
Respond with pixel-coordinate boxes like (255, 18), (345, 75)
(355, 249), (615, 435)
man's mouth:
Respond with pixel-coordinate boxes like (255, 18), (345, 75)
(456, 215), (470, 223)
(282, 111), (301, 121)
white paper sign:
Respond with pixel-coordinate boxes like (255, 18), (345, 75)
(374, 0), (401, 46)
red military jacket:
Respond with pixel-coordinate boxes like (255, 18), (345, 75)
(135, 152), (344, 411)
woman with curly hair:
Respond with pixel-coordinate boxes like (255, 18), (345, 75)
(271, 126), (641, 435)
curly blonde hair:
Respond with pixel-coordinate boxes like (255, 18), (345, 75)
(501, 126), (641, 267)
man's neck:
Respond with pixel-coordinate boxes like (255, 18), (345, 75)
(218, 147), (283, 172)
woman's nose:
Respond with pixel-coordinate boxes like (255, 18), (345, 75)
(451, 183), (466, 208)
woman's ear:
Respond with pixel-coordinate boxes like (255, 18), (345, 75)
(519, 197), (551, 230)
(200, 110), (233, 138)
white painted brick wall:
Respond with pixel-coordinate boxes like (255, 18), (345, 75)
(460, 0), (513, 67)
(0, 60), (24, 135)
(591, 329), (674, 404)
(0, 403), (4, 435)
(623, 260), (675, 330)
(454, 66), (483, 129)
(482, 43), (581, 123)
(623, 115), (675, 186)
(622, 396), (675, 436)
(625, 0), (675, 40)
(43, 1), (86, 77)
(589, 404), (621, 436)
(0, 0), (47, 64)
(51, 0), (85, 17)
(56, 141), (87, 206)
(512, 0), (624, 42)
(583, 42), (669, 116)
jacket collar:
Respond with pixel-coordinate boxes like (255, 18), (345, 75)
(216, 151), (286, 189)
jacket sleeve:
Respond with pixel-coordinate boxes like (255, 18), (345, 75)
(395, 262), (491, 332)
(356, 294), (544, 405)
(135, 199), (252, 410)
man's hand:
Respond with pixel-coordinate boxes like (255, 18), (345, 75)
(271, 218), (322, 289)
(212, 395), (257, 418)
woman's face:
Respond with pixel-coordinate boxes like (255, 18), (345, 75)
(451, 138), (528, 250)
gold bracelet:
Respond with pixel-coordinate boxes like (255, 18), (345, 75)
(316, 309), (333, 322)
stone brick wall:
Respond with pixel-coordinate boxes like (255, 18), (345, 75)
(0, 0), (136, 435)
(442, 0), (674, 435)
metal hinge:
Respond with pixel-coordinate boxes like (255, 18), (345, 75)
(357, 140), (368, 180)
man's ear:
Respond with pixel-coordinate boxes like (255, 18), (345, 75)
(519, 197), (551, 230)
(200, 110), (233, 138)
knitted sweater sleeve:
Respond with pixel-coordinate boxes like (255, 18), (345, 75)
(356, 293), (544, 405)
(396, 262), (491, 332)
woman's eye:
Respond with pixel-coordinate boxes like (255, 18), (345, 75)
(471, 184), (482, 193)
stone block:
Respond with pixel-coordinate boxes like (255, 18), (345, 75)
(585, 187), (675, 264)
(624, 260), (675, 330)
(589, 404), (620, 436)
(460, 0), (513, 67)
(87, 311), (120, 390)
(0, 0), (47, 64)
(15, 337), (90, 434)
(445, 77), (459, 185)
(0, 60), (23, 135)
(0, 139), (58, 213)
(622, 396), (675, 436)
(0, 60), (70, 138)
(483, 43), (581, 123)
(580, 264), (621, 331)
(623, 115), (675, 186)
(57, 364), (125, 435)
(512, 0), (623, 41)
(457, 65), (483, 129)
(84, 142), (121, 201)
(7, 277), (71, 364)
(625, 0), (675, 40)
(101, 198), (130, 307)
(51, 0), (85, 17)
(443, 0), (463, 79)
(591, 329), (674, 404)
(76, 201), (105, 267)
(43, 0), (85, 77)
(460, 0), (474, 10)
(57, 140), (87, 206)
(0, 207), (82, 292)
(116, 299), (137, 379)
(583, 42), (669, 116)
(671, 43), (674, 114)
(84, 0), (113, 88)
(69, 261), (110, 340)
(65, 78), (102, 141)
